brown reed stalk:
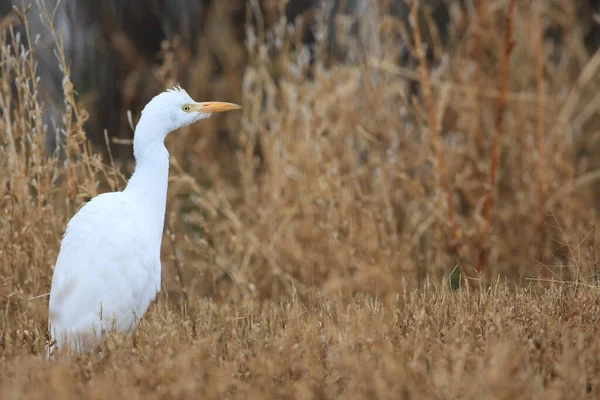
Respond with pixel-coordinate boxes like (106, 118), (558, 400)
(472, 0), (489, 154)
(409, 2), (465, 273)
(476, 0), (516, 273)
(165, 218), (189, 309)
(534, 0), (547, 275)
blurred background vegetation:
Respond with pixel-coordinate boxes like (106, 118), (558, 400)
(2, 0), (460, 160)
(2, 0), (599, 156)
(3, 0), (600, 304)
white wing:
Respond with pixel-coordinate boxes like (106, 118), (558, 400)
(48, 192), (161, 354)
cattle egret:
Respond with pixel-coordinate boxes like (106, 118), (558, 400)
(47, 86), (241, 357)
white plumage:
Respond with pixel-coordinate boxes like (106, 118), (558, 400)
(47, 86), (241, 357)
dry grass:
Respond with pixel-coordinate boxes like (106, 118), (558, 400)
(2, 0), (600, 398)
(4, 286), (600, 399)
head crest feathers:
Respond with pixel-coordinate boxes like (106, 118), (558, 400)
(167, 84), (189, 97)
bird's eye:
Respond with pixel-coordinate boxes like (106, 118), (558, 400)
(182, 105), (191, 112)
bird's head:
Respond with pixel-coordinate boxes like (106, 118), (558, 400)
(138, 85), (242, 138)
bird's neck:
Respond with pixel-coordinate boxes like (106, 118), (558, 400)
(125, 135), (170, 250)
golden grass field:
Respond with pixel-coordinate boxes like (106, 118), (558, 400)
(2, 0), (600, 398)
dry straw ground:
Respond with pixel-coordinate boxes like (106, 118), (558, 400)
(2, 0), (600, 398)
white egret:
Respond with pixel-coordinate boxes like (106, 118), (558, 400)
(47, 86), (241, 357)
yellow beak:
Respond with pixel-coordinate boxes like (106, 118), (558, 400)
(190, 102), (242, 113)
